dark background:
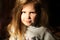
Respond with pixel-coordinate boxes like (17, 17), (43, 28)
(48, 0), (60, 32)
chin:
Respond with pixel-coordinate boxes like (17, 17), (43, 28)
(25, 24), (31, 26)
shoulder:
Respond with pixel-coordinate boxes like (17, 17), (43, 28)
(25, 26), (46, 38)
(44, 31), (56, 40)
(26, 26), (47, 35)
(25, 26), (56, 40)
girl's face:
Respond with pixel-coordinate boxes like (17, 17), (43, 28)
(21, 3), (37, 26)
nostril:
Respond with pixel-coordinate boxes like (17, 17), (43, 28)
(26, 14), (30, 19)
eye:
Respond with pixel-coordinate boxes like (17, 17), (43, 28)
(21, 11), (26, 14)
(30, 12), (36, 14)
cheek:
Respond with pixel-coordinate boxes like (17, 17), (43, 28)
(31, 14), (37, 21)
(21, 14), (25, 21)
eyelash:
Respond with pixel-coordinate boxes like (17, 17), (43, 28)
(30, 12), (36, 14)
(21, 11), (36, 14)
(21, 12), (25, 14)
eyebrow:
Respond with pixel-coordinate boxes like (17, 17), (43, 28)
(21, 11), (25, 13)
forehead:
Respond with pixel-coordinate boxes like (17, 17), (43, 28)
(22, 3), (35, 11)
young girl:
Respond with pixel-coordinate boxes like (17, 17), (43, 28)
(6, 0), (56, 40)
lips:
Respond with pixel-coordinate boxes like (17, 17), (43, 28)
(25, 20), (31, 23)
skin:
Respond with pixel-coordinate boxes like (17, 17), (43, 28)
(21, 3), (37, 26)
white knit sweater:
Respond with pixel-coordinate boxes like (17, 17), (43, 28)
(25, 26), (55, 40)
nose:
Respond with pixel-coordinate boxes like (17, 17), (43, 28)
(26, 13), (30, 19)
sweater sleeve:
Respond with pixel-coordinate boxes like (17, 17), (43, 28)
(44, 31), (55, 40)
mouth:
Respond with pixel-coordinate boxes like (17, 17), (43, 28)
(25, 20), (31, 23)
